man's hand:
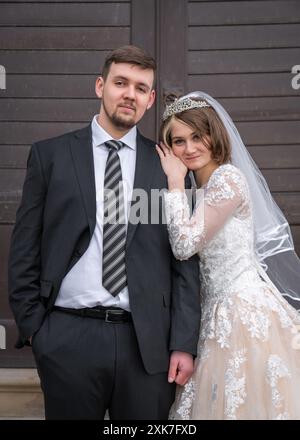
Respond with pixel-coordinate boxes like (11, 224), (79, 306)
(168, 351), (194, 386)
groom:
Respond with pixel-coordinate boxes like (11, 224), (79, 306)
(8, 45), (200, 419)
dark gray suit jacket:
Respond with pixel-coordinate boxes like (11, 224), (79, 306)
(8, 125), (201, 374)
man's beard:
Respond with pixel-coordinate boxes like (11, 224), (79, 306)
(103, 101), (135, 130)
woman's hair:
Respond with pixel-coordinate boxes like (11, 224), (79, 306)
(160, 98), (232, 165)
(102, 45), (156, 84)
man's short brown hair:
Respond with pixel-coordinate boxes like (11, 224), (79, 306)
(102, 45), (156, 85)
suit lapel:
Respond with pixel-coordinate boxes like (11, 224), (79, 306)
(69, 124), (96, 235)
(126, 130), (157, 250)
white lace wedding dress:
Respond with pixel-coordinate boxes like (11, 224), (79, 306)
(165, 164), (300, 420)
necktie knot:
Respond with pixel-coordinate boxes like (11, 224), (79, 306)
(105, 140), (123, 151)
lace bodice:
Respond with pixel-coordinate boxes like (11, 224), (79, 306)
(164, 164), (261, 294)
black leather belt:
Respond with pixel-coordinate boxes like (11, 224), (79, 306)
(53, 305), (132, 323)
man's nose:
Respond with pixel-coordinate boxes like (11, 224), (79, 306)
(124, 85), (136, 100)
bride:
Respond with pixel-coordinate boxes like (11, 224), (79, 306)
(156, 92), (300, 420)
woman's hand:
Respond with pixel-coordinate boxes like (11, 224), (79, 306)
(156, 142), (187, 191)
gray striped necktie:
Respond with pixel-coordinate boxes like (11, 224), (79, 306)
(102, 140), (127, 297)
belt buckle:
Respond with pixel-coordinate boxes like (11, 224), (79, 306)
(105, 309), (123, 323)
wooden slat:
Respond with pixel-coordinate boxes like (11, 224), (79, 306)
(219, 97), (300, 121)
(0, 145), (30, 168)
(0, 51), (109, 74)
(274, 193), (300, 224)
(0, 122), (85, 144)
(247, 145), (300, 169)
(0, 3), (130, 26)
(0, 225), (11, 312)
(3, 74), (96, 98)
(291, 225), (300, 256)
(189, 1), (300, 25)
(1, 97), (299, 122)
(236, 121), (300, 145)
(188, 49), (300, 74)
(261, 169), (300, 192)
(187, 73), (298, 98)
(0, 27), (130, 50)
(0, 98), (99, 122)
(189, 24), (300, 50)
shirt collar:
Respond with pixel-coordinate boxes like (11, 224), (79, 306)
(91, 115), (137, 150)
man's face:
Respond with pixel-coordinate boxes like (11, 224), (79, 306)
(96, 62), (155, 132)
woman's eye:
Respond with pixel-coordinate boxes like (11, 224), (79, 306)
(193, 134), (201, 141)
(173, 139), (184, 145)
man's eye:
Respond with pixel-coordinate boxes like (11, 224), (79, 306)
(138, 87), (146, 93)
(115, 81), (124, 86)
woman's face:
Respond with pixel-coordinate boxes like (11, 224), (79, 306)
(169, 118), (214, 171)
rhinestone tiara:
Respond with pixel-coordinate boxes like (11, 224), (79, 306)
(162, 97), (211, 121)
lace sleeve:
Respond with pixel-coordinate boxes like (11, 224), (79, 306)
(164, 164), (249, 260)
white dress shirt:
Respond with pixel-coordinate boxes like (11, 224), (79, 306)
(55, 115), (137, 311)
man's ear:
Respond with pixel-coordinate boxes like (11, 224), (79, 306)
(95, 76), (104, 99)
(146, 89), (156, 110)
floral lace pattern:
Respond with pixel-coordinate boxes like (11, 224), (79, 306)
(165, 164), (300, 419)
(225, 349), (247, 420)
(266, 355), (291, 415)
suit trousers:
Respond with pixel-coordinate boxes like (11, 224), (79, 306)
(32, 309), (176, 420)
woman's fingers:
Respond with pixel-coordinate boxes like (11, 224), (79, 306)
(159, 141), (171, 155)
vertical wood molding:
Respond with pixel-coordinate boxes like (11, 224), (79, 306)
(131, 0), (157, 140)
(158, 0), (188, 127)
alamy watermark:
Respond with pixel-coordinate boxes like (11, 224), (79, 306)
(291, 65), (300, 90)
(0, 65), (6, 90)
(0, 325), (6, 349)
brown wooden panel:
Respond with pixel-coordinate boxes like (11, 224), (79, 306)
(131, 0), (157, 140)
(0, 225), (11, 314)
(291, 225), (300, 256)
(0, 319), (35, 367)
(189, 24), (300, 50)
(261, 169), (300, 192)
(221, 97), (300, 121)
(0, 98), (99, 122)
(274, 193), (300, 224)
(236, 121), (300, 145)
(0, 145), (30, 168)
(0, 27), (130, 50)
(219, 97), (300, 121)
(0, 169), (25, 224)
(0, 51), (109, 74)
(247, 145), (300, 169)
(3, 74), (96, 98)
(1, 97), (299, 123)
(189, 1), (300, 25)
(188, 49), (300, 74)
(0, 3), (130, 26)
(187, 73), (298, 98)
(0, 122), (85, 144)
